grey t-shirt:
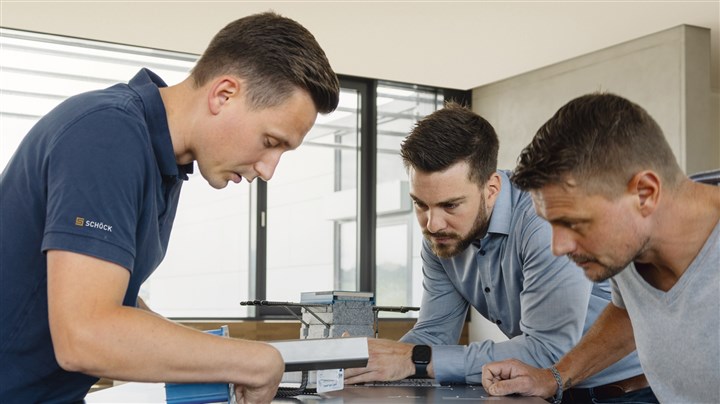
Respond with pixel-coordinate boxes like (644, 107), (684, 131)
(611, 220), (720, 403)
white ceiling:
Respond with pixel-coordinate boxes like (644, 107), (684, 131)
(1, 1), (718, 91)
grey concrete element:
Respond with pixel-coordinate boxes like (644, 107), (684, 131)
(304, 325), (375, 339)
(472, 24), (719, 176)
(302, 303), (375, 325)
(299, 298), (375, 340)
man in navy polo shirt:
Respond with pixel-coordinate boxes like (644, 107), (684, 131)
(0, 12), (339, 403)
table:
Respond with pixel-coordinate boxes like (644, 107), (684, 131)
(86, 382), (545, 403)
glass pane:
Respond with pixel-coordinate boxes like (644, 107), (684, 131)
(265, 88), (360, 302)
(148, 179), (252, 318)
(1, 116), (36, 173)
(375, 220), (410, 314)
(375, 83), (443, 316)
(338, 221), (357, 290)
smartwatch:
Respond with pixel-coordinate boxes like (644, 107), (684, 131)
(411, 345), (432, 377)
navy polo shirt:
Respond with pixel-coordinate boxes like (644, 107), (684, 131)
(0, 69), (191, 402)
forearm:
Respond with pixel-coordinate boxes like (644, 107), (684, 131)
(433, 331), (568, 384)
(53, 305), (283, 387)
(47, 249), (284, 404)
(403, 251), (468, 347)
(554, 304), (635, 389)
(481, 304), (636, 399)
(400, 323), (462, 346)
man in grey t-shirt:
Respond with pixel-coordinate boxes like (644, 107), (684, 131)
(481, 93), (720, 403)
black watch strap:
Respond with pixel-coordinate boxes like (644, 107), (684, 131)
(412, 345), (432, 378)
(415, 362), (428, 378)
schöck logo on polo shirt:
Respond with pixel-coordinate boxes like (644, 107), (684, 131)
(74, 217), (113, 233)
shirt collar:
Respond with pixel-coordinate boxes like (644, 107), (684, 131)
(128, 68), (193, 180)
(484, 170), (513, 237)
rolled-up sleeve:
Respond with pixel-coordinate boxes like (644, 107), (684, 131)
(401, 242), (469, 347)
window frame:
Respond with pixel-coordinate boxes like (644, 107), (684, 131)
(253, 77), (469, 319)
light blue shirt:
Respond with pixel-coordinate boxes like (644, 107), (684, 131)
(401, 170), (643, 386)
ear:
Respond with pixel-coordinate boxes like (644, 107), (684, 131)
(485, 172), (502, 203)
(207, 76), (241, 115)
(627, 170), (661, 217)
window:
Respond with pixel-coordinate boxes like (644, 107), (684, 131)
(0, 28), (469, 319)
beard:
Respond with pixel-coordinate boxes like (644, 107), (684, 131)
(568, 234), (650, 282)
(424, 197), (491, 259)
(567, 253), (628, 282)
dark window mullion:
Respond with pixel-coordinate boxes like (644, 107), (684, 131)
(358, 81), (377, 294)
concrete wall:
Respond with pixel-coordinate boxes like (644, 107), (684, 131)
(473, 24), (719, 175)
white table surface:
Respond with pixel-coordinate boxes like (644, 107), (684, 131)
(86, 382), (168, 403)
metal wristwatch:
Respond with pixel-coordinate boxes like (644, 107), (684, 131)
(411, 345), (432, 377)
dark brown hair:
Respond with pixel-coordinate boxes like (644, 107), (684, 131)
(512, 92), (682, 196)
(400, 101), (499, 185)
(191, 12), (339, 113)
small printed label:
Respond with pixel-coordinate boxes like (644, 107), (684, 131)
(75, 216), (113, 232)
(316, 368), (344, 393)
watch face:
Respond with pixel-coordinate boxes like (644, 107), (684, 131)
(412, 345), (432, 363)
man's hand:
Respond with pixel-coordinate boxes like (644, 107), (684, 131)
(233, 346), (284, 404)
(343, 339), (416, 384)
(234, 381), (279, 404)
(481, 359), (557, 399)
(233, 372), (282, 404)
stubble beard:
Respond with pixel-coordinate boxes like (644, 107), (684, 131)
(568, 234), (651, 282)
(425, 198), (490, 259)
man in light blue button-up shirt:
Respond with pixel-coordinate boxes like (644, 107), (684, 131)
(344, 102), (655, 403)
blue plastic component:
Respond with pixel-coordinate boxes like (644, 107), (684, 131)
(164, 327), (230, 404)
